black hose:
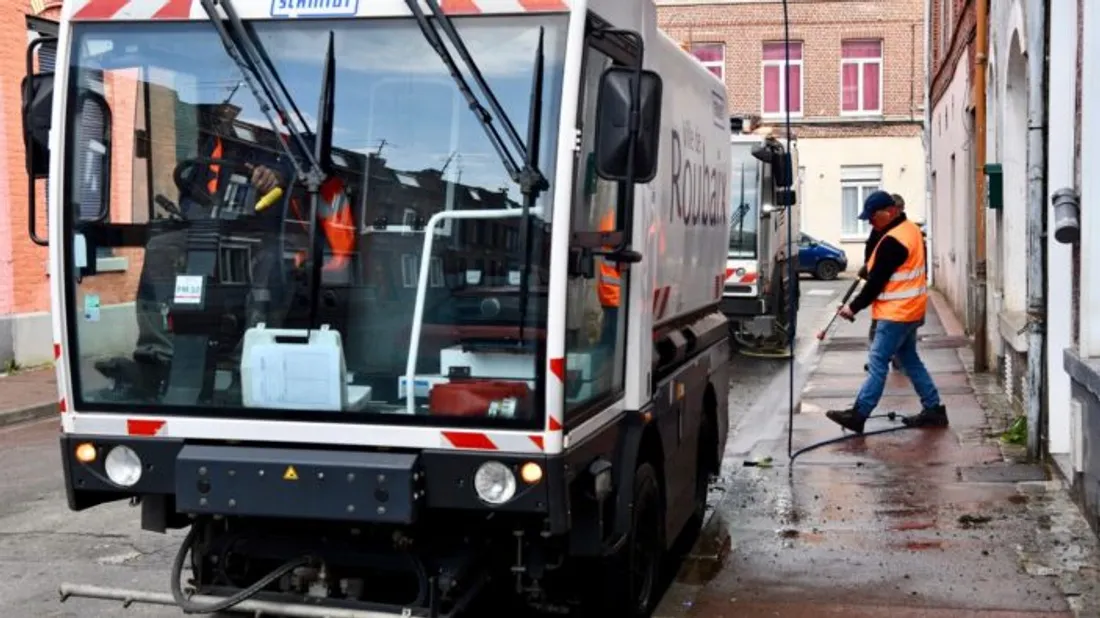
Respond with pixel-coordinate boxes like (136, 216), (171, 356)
(787, 412), (916, 469)
(170, 523), (312, 614)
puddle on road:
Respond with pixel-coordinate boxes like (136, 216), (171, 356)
(675, 511), (733, 586)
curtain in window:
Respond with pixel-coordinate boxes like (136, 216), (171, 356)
(762, 42), (801, 114)
(841, 41), (882, 112)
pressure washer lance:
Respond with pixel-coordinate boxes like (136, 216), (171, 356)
(815, 278), (862, 341)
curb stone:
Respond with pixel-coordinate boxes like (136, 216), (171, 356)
(0, 402), (58, 429)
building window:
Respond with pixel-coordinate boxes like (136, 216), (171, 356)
(840, 165), (882, 237)
(762, 41), (802, 117)
(841, 40), (882, 114)
(690, 42), (725, 81)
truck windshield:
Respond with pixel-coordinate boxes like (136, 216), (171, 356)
(61, 17), (567, 429)
(728, 142), (760, 259)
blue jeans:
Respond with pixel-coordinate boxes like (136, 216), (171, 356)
(855, 319), (941, 418)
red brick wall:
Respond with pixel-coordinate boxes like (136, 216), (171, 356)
(656, 0), (925, 139)
(929, 0), (975, 110)
(6, 1), (141, 317)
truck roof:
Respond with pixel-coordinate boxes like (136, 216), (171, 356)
(68, 0), (574, 22)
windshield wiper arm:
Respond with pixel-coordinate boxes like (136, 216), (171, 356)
(403, 0), (548, 196)
(199, 0), (325, 190)
(241, 20), (315, 143)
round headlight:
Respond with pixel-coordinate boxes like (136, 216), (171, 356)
(104, 445), (143, 487)
(474, 461), (516, 505)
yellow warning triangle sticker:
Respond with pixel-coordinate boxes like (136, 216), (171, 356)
(283, 465), (299, 481)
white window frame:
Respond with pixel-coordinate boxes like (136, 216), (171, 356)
(690, 42), (725, 82)
(839, 39), (884, 116)
(761, 41), (803, 119)
(840, 165), (883, 239)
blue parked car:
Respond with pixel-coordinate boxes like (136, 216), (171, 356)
(797, 232), (848, 280)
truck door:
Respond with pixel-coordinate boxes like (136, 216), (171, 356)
(563, 37), (629, 425)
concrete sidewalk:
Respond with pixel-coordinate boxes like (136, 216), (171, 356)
(0, 366), (57, 428)
(658, 291), (1100, 617)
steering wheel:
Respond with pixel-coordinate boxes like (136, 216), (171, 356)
(172, 156), (283, 210)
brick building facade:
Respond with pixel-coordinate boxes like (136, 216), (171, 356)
(4, 1), (143, 369)
(657, 0), (927, 264)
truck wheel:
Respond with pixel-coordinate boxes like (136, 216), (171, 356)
(595, 462), (665, 617)
(814, 259), (840, 281)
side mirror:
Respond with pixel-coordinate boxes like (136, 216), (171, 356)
(593, 66), (663, 184)
(21, 72), (53, 179)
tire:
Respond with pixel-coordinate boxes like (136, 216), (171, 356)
(677, 421), (714, 554)
(814, 259), (840, 281)
(594, 463), (665, 618)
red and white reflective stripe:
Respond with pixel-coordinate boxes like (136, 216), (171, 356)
(652, 286), (671, 320)
(441, 430), (545, 452)
(127, 419), (167, 437)
(73, 0), (191, 20)
(70, 0), (570, 20)
(441, 0), (568, 13)
(725, 267), (758, 284)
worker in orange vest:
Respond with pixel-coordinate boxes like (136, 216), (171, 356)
(597, 208), (622, 347)
(101, 103), (339, 397)
(825, 190), (946, 434)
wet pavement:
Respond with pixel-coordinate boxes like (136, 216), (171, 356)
(656, 281), (1100, 617)
(4, 277), (1100, 617)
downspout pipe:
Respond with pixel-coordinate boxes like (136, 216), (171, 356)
(923, 0), (933, 290)
(973, 0), (989, 372)
(1025, 0), (1048, 460)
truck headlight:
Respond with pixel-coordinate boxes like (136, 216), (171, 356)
(104, 445), (143, 487)
(474, 461), (516, 505)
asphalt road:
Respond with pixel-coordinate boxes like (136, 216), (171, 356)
(0, 276), (851, 617)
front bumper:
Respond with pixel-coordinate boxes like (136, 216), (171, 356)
(60, 435), (559, 523)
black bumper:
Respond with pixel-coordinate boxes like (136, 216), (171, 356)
(60, 435), (563, 524)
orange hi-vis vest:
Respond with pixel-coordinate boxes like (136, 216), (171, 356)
(866, 218), (927, 322)
(597, 210), (621, 308)
(207, 136), (224, 194)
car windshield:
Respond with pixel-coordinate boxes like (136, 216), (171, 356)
(62, 16), (567, 429)
(728, 142), (760, 258)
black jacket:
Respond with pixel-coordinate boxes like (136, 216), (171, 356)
(849, 214), (911, 314)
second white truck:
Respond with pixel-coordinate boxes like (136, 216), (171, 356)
(721, 123), (801, 355)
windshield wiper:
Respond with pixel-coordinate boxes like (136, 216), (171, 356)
(199, 0), (338, 332)
(403, 0), (549, 343)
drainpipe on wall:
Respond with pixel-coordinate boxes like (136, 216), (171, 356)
(1024, 0), (1048, 461)
(973, 0), (990, 372)
(923, 0), (934, 290)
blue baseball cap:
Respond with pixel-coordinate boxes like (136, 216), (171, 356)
(858, 190), (896, 220)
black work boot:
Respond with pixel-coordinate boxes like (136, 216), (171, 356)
(826, 407), (866, 434)
(901, 404), (949, 428)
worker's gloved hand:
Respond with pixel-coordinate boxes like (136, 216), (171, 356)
(857, 265), (868, 279)
(248, 164), (281, 194)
